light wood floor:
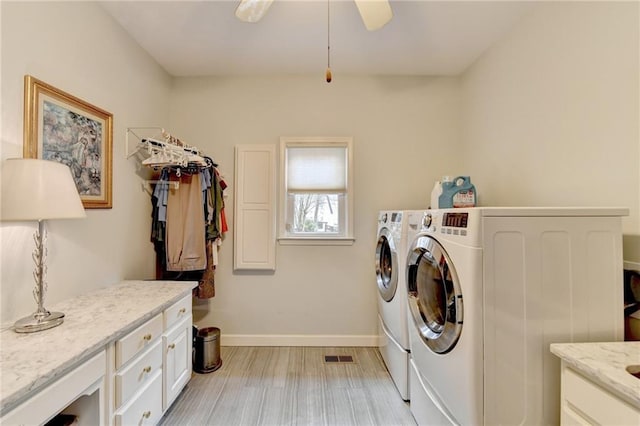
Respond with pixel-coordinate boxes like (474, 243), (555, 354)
(159, 346), (416, 426)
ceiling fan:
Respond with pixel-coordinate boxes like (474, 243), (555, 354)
(235, 0), (393, 31)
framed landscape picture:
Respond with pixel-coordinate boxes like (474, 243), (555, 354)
(23, 75), (113, 209)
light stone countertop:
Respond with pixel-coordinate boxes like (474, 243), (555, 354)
(0, 280), (196, 415)
(550, 341), (640, 408)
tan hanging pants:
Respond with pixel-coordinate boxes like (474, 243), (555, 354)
(166, 173), (206, 271)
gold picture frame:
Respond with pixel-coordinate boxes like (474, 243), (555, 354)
(23, 75), (113, 209)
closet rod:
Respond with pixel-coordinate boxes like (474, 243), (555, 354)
(141, 180), (179, 195)
(126, 127), (202, 159)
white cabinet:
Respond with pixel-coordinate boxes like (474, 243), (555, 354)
(110, 295), (193, 425)
(0, 282), (195, 426)
(560, 363), (640, 425)
(234, 144), (276, 270)
(162, 295), (193, 410)
(163, 316), (192, 410)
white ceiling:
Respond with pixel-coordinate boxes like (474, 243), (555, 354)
(100, 0), (537, 77)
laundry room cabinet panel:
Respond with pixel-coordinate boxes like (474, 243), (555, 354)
(234, 144), (276, 270)
(482, 214), (624, 425)
(163, 316), (192, 410)
(239, 209), (272, 263)
(238, 150), (272, 204)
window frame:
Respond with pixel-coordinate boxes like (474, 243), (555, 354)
(278, 136), (354, 245)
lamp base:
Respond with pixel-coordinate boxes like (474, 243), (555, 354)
(14, 311), (65, 333)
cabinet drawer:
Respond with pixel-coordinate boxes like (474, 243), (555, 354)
(116, 314), (163, 369)
(115, 370), (162, 426)
(163, 295), (191, 330)
(563, 366), (640, 425)
(115, 339), (162, 408)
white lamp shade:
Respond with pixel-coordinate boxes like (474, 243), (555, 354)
(0, 158), (86, 221)
(235, 0), (274, 23)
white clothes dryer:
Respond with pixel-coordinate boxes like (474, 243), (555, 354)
(375, 210), (424, 400)
(405, 207), (626, 425)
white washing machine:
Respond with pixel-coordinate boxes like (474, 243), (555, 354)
(405, 207), (626, 425)
(375, 210), (424, 400)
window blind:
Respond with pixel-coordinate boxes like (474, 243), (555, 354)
(286, 146), (346, 192)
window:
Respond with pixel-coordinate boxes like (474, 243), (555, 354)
(279, 137), (354, 244)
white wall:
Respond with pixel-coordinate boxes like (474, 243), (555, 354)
(0, 2), (171, 323)
(169, 76), (461, 344)
(460, 1), (640, 238)
(1, 1), (636, 341)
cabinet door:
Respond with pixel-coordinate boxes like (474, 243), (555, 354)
(163, 316), (192, 410)
(234, 144), (276, 270)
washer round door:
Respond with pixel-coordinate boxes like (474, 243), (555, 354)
(376, 227), (398, 302)
(406, 235), (463, 354)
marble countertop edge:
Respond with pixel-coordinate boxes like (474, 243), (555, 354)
(550, 341), (640, 408)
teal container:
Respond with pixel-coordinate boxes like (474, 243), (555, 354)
(438, 176), (477, 208)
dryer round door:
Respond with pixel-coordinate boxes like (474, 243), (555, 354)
(406, 235), (463, 354)
(376, 228), (398, 302)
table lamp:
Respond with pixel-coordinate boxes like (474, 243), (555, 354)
(0, 158), (86, 333)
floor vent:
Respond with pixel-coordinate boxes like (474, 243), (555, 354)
(324, 355), (354, 363)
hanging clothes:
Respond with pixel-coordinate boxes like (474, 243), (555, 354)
(147, 152), (227, 298)
(151, 168), (170, 245)
(194, 239), (216, 299)
(165, 172), (207, 271)
(205, 166), (225, 240)
(216, 169), (229, 234)
(194, 162), (228, 299)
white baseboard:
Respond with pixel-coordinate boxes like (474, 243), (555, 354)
(220, 334), (379, 347)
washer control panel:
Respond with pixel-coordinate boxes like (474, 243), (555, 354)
(421, 209), (480, 243)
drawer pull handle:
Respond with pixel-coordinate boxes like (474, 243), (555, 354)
(168, 343), (176, 349)
(179, 308), (186, 314)
(143, 366), (151, 373)
(142, 411), (151, 419)
(143, 334), (152, 341)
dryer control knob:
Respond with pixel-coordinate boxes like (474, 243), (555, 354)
(423, 213), (432, 229)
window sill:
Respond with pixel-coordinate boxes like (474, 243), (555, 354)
(278, 237), (355, 246)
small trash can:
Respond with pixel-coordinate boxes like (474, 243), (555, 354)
(193, 326), (222, 373)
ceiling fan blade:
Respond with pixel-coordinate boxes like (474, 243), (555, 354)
(354, 0), (393, 31)
(235, 0), (274, 23)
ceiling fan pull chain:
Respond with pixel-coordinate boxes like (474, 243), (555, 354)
(326, 0), (332, 83)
